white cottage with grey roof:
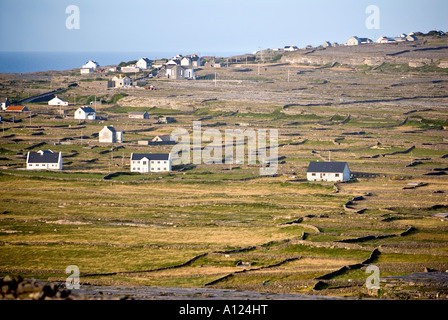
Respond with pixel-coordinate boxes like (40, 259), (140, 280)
(307, 161), (350, 182)
(130, 153), (172, 173)
(26, 150), (62, 170)
(75, 106), (96, 120)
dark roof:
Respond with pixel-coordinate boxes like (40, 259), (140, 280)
(307, 161), (348, 173)
(27, 150), (60, 163)
(79, 106), (95, 113)
(153, 135), (172, 141)
(131, 153), (170, 161)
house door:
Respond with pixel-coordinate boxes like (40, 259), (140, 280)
(320, 173), (323, 179)
(142, 161), (149, 172)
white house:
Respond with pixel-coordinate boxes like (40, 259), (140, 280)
(167, 58), (181, 66)
(152, 135), (175, 143)
(181, 57), (192, 67)
(306, 161), (351, 182)
(111, 75), (132, 88)
(136, 57), (152, 69)
(284, 45), (299, 51)
(347, 36), (373, 46)
(48, 96), (68, 106)
(130, 153), (172, 173)
(74, 106), (96, 120)
(99, 125), (123, 143)
(346, 36), (361, 46)
(82, 60), (99, 70)
(26, 150), (62, 170)
(1, 97), (10, 110)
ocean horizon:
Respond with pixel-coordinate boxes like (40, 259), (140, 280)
(0, 51), (248, 74)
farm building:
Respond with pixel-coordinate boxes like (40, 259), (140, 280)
(1, 97), (10, 110)
(130, 153), (172, 173)
(307, 161), (351, 182)
(80, 68), (93, 74)
(99, 125), (123, 143)
(121, 66), (141, 73)
(26, 150), (62, 170)
(5, 106), (29, 113)
(136, 57), (152, 69)
(157, 116), (175, 124)
(377, 36), (396, 43)
(48, 96), (68, 106)
(152, 135), (175, 143)
(74, 106), (96, 120)
(346, 36), (373, 46)
(129, 111), (149, 119)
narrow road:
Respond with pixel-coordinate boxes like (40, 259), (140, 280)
(17, 87), (66, 104)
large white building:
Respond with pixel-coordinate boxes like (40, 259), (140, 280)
(99, 126), (123, 143)
(130, 153), (172, 173)
(306, 161), (351, 182)
(48, 96), (68, 106)
(26, 150), (62, 170)
(82, 60), (99, 70)
(74, 106), (96, 120)
(136, 57), (152, 69)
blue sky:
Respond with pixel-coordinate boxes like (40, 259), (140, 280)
(0, 0), (447, 54)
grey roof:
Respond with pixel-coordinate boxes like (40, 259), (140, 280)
(131, 153), (170, 161)
(27, 150), (60, 163)
(154, 135), (172, 141)
(101, 126), (116, 132)
(79, 106), (95, 113)
(307, 161), (348, 173)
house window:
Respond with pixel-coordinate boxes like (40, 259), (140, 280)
(164, 161), (167, 164)
(158, 161), (160, 164)
(335, 173), (340, 177)
(143, 161), (147, 165)
(311, 173), (316, 176)
(164, 168), (167, 171)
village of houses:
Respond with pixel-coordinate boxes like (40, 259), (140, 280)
(0, 31), (435, 182)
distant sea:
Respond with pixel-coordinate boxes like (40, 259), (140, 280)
(0, 51), (247, 74)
